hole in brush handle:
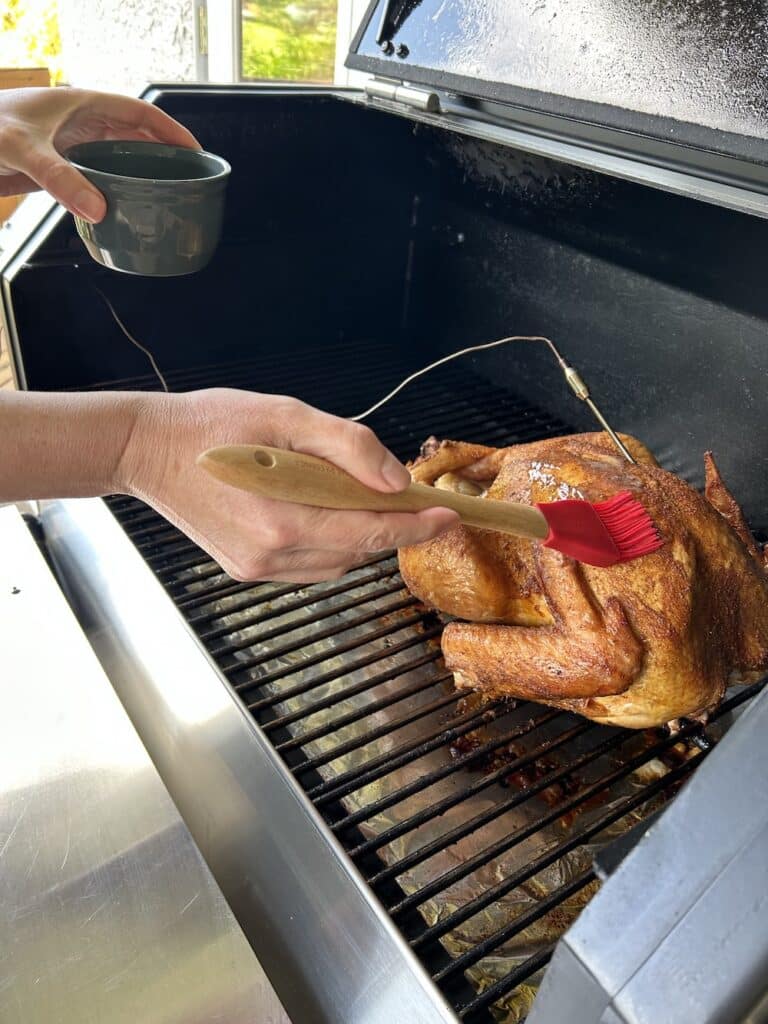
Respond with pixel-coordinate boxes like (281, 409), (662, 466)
(253, 450), (276, 468)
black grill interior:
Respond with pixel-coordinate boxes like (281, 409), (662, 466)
(12, 89), (768, 529)
(98, 348), (765, 1023)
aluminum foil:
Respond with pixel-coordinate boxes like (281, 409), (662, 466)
(194, 560), (699, 1023)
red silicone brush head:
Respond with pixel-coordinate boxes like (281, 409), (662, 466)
(537, 491), (663, 567)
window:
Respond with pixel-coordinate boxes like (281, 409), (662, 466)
(207, 0), (366, 87)
(240, 0), (337, 83)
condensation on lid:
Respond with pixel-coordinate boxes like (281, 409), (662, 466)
(356, 0), (768, 141)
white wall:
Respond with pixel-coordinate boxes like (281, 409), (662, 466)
(58, 0), (197, 95)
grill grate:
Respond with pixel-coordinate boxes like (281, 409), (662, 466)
(100, 350), (765, 1023)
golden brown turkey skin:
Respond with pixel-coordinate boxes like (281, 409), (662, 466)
(398, 433), (768, 728)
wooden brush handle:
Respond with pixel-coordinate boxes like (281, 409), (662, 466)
(197, 444), (549, 540)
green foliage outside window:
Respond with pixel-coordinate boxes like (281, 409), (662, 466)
(241, 0), (336, 82)
(0, 0), (64, 84)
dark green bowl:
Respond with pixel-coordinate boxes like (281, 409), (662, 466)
(64, 140), (231, 277)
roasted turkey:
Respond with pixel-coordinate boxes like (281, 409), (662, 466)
(398, 433), (768, 728)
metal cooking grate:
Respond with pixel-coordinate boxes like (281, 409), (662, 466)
(101, 351), (765, 1023)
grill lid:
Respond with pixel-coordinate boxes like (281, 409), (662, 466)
(348, 0), (768, 189)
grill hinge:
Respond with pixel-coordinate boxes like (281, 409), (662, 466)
(364, 78), (440, 114)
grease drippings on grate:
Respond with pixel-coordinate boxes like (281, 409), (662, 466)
(101, 351), (764, 1023)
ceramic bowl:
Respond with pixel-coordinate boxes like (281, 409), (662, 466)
(65, 140), (231, 277)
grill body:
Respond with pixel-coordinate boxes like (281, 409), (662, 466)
(4, 83), (768, 1023)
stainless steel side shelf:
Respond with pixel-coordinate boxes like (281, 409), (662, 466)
(0, 504), (286, 1024)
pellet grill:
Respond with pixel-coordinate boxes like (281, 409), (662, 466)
(3, 2), (768, 1022)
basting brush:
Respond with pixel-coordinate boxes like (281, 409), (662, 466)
(197, 445), (663, 568)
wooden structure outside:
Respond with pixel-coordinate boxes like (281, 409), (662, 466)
(0, 348), (13, 391)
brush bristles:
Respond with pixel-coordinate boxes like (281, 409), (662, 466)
(593, 491), (663, 559)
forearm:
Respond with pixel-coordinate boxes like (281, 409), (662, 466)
(0, 386), (457, 584)
(0, 390), (153, 501)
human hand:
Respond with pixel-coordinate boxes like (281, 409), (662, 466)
(0, 87), (200, 223)
(119, 388), (459, 583)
